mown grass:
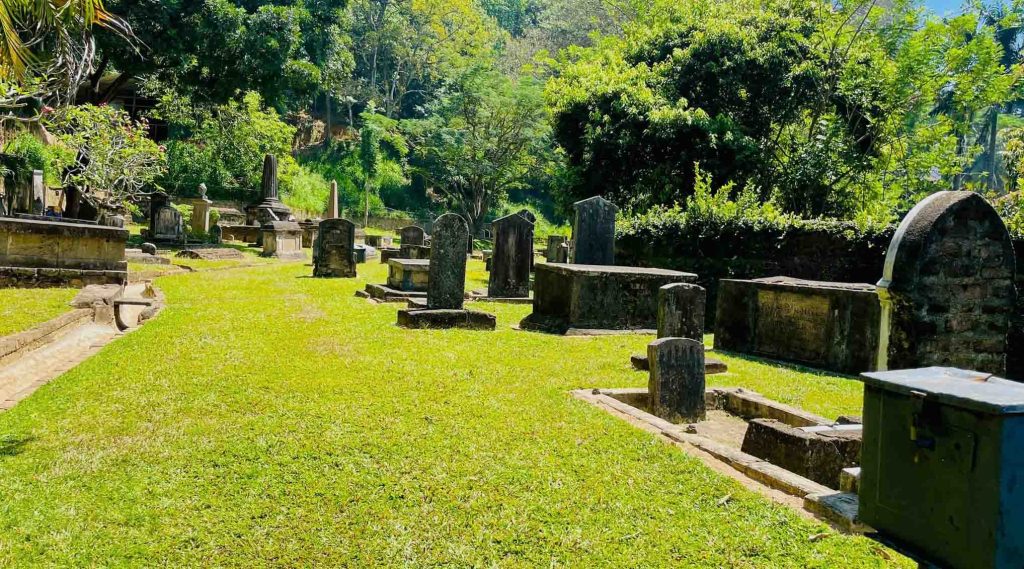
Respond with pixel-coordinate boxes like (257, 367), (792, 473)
(0, 287), (77, 337)
(0, 260), (904, 566)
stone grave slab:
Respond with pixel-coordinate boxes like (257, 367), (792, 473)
(521, 263), (695, 334)
(175, 248), (245, 261)
(714, 277), (880, 375)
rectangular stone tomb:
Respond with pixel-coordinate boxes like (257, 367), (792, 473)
(260, 221), (306, 260)
(400, 244), (431, 260)
(219, 224), (260, 244)
(0, 218), (128, 287)
(521, 264), (696, 333)
(714, 277), (880, 374)
(362, 259), (430, 302)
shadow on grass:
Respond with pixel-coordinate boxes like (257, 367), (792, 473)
(0, 435), (35, 458)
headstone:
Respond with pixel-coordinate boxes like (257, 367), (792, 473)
(149, 193), (184, 242)
(400, 225), (426, 247)
(546, 235), (568, 263)
(210, 224), (223, 244)
(314, 218), (357, 278)
(30, 170), (44, 215)
(517, 209), (537, 224)
(877, 191), (1017, 376)
(488, 212), (534, 298)
(141, 242), (157, 255)
(570, 196), (618, 265)
(427, 214), (469, 310)
(658, 283), (705, 340)
(648, 337), (706, 423)
(327, 180), (340, 219)
(149, 191), (170, 225)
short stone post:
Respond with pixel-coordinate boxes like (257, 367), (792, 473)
(192, 198), (212, 234)
(658, 283), (705, 340)
(648, 337), (706, 423)
(546, 235), (567, 263)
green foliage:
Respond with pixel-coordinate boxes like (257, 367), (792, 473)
(157, 92), (297, 201)
(284, 168), (331, 215)
(404, 67), (549, 232)
(548, 0), (1022, 221)
(2, 133), (71, 187)
(45, 104), (166, 203)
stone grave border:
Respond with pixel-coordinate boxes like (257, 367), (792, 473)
(573, 386), (867, 533)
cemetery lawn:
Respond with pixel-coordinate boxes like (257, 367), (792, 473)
(0, 260), (908, 567)
(0, 287), (77, 337)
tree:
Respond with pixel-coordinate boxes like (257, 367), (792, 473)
(405, 67), (547, 234)
(45, 104), (165, 205)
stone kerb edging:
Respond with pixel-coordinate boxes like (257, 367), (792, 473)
(0, 308), (94, 366)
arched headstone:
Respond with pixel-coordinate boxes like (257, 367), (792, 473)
(427, 214), (469, 310)
(877, 191), (1017, 375)
(488, 212), (534, 298)
(571, 196), (618, 265)
(400, 225), (426, 246)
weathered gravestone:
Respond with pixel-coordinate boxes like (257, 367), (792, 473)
(314, 218), (356, 278)
(659, 283), (705, 339)
(546, 235), (568, 263)
(570, 196), (618, 265)
(648, 337), (706, 423)
(630, 283), (727, 374)
(877, 191), (1017, 376)
(488, 212), (534, 298)
(397, 213), (495, 329)
(147, 192), (184, 243)
(400, 225), (426, 246)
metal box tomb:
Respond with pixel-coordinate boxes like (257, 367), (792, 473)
(859, 367), (1024, 569)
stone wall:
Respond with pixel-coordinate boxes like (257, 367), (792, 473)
(1009, 240), (1024, 380)
(617, 222), (895, 328)
(0, 217), (128, 287)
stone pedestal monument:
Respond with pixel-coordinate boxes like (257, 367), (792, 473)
(397, 214), (496, 330)
(570, 196), (618, 265)
(191, 183), (212, 235)
(314, 218), (356, 278)
(260, 221), (305, 260)
(247, 155), (294, 224)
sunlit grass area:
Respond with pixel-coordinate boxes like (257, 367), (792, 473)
(0, 259), (903, 566)
(0, 288), (77, 337)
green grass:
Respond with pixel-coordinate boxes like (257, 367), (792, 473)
(0, 260), (904, 566)
(0, 288), (77, 337)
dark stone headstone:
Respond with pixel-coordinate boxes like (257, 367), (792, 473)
(210, 224), (223, 244)
(141, 242), (157, 255)
(400, 225), (426, 247)
(570, 196), (618, 265)
(546, 235), (568, 263)
(488, 212), (534, 298)
(658, 283), (705, 340)
(314, 218), (356, 278)
(517, 209), (537, 224)
(427, 214), (469, 310)
(151, 205), (184, 243)
(878, 191), (1017, 376)
(648, 337), (705, 423)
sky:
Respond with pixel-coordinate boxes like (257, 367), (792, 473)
(924, 0), (965, 14)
